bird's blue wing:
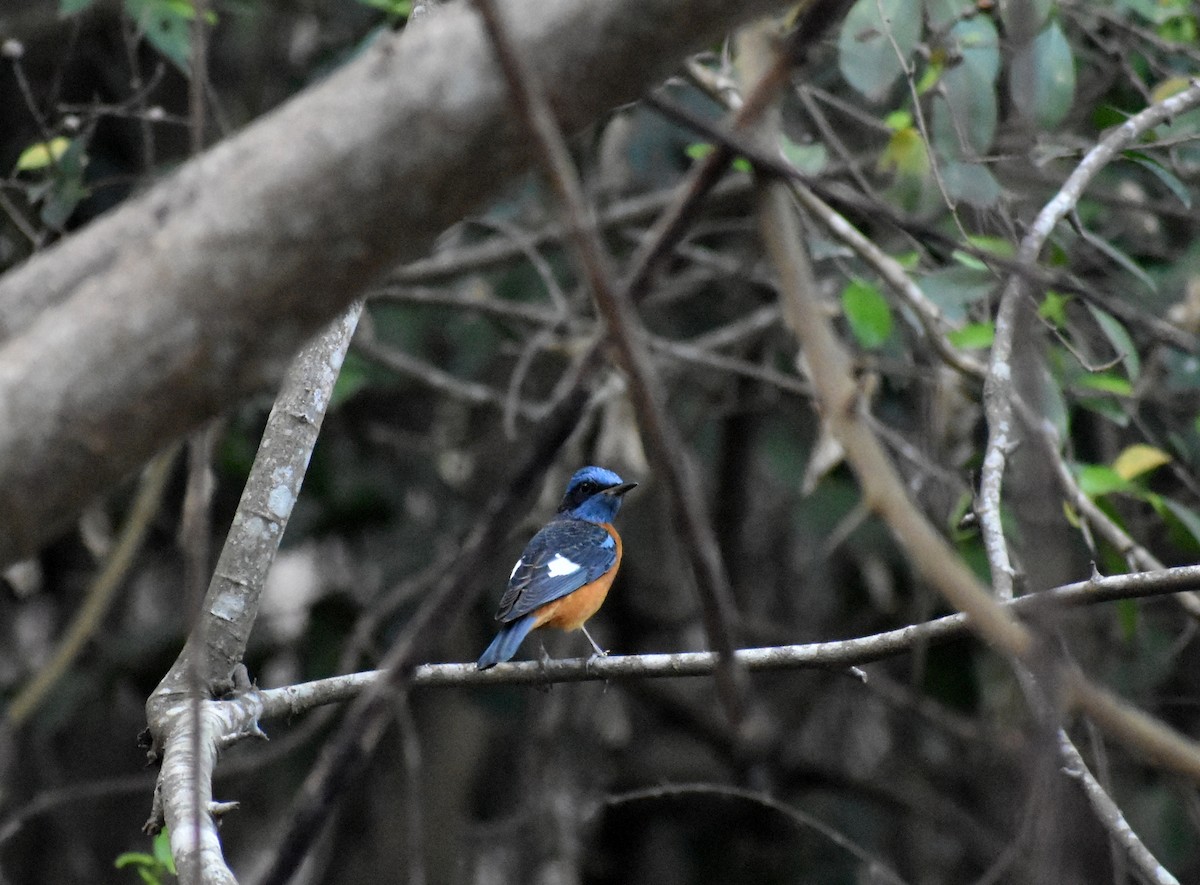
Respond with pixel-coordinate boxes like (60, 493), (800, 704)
(495, 518), (617, 622)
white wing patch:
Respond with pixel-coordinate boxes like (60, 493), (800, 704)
(510, 558), (524, 580)
(545, 553), (583, 577)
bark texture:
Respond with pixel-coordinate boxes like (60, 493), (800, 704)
(0, 0), (789, 565)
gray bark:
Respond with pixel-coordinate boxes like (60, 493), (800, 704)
(0, 0), (790, 566)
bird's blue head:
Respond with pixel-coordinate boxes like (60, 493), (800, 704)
(558, 466), (637, 524)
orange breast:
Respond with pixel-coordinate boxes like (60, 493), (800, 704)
(532, 523), (622, 632)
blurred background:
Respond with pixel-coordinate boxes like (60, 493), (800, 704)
(4, 0), (1200, 882)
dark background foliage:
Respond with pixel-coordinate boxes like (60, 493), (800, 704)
(3, 0), (1200, 882)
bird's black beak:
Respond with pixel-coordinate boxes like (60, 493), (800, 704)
(603, 481), (638, 497)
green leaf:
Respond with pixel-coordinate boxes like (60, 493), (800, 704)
(115, 852), (157, 869)
(878, 126), (930, 178)
(153, 829), (176, 873)
(1076, 227), (1157, 293)
(841, 279), (893, 349)
(952, 15), (1001, 83)
(685, 142), (714, 160)
(950, 249), (988, 271)
(16, 137), (71, 171)
(356, 0), (412, 14)
(941, 160), (1001, 207)
(965, 235), (1014, 259)
(731, 157), (752, 173)
(1077, 396), (1131, 426)
(999, 0), (1054, 40)
(930, 17), (1000, 158)
(1161, 496), (1200, 550)
(1077, 372), (1133, 396)
(931, 65), (996, 158)
(125, 0), (206, 75)
(1123, 150), (1192, 208)
(947, 489), (976, 541)
(27, 136), (90, 230)
(1087, 305), (1140, 382)
(1041, 366), (1070, 441)
(924, 0), (973, 29)
(1149, 490), (1200, 553)
(1076, 464), (1132, 497)
(915, 59), (942, 95)
(1127, 0), (1192, 26)
(837, 0), (923, 102)
(918, 266), (994, 323)
(1038, 291), (1071, 327)
(947, 322), (994, 349)
(1010, 21), (1075, 129)
(780, 136), (827, 175)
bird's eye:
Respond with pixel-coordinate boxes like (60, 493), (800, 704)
(580, 482), (596, 495)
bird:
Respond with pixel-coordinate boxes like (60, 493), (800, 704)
(477, 465), (637, 670)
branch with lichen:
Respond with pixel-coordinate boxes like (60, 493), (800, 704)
(142, 304), (362, 884)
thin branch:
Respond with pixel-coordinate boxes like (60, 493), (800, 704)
(7, 447), (177, 725)
(642, 89), (1199, 357)
(373, 284), (806, 397)
(619, 0), (854, 308)
(603, 782), (908, 884)
(469, 216), (571, 316)
(1019, 399), (1200, 619)
(647, 333), (810, 397)
(253, 385), (594, 885)
(749, 51), (1200, 781)
(239, 565), (1200, 700)
(759, 168), (1032, 658)
(370, 283), (564, 325)
(1067, 673), (1200, 785)
(653, 76), (986, 379)
(788, 182), (986, 377)
(354, 326), (541, 419)
(980, 78), (1200, 602)
(1058, 731), (1181, 885)
(469, 0), (762, 731)
(389, 177), (753, 286)
(395, 695), (427, 885)
(876, 0), (968, 240)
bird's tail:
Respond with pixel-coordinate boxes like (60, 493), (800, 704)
(476, 614), (538, 670)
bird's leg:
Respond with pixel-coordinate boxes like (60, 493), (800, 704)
(581, 625), (607, 658)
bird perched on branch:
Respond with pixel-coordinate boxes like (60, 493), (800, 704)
(477, 466), (637, 670)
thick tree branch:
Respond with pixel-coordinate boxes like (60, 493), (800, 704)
(0, 0), (797, 567)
